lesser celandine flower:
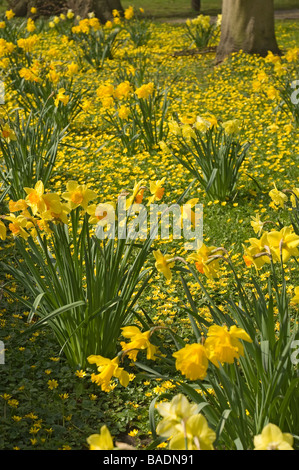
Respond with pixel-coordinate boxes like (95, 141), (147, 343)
(204, 324), (252, 367)
(173, 343), (209, 380)
(153, 249), (175, 281)
(120, 326), (159, 361)
(253, 423), (294, 450)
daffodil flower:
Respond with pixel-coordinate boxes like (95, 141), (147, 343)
(87, 425), (114, 450)
(120, 326), (159, 361)
(156, 394), (199, 438)
(204, 324), (252, 367)
(169, 413), (216, 450)
(153, 249), (175, 281)
(0, 220), (6, 240)
(173, 343), (209, 380)
(253, 423), (294, 450)
(291, 286), (299, 305)
(87, 355), (130, 392)
(62, 181), (98, 211)
(269, 184), (288, 209)
(148, 177), (166, 205)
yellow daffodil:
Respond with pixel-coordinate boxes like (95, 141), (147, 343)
(242, 232), (272, 269)
(0, 220), (6, 240)
(187, 243), (220, 278)
(135, 82), (154, 99)
(114, 81), (133, 100)
(87, 425), (114, 450)
(291, 287), (299, 305)
(62, 181), (97, 211)
(87, 202), (115, 226)
(87, 355), (130, 392)
(1, 123), (16, 141)
(153, 249), (175, 280)
(269, 184), (288, 209)
(253, 423), (294, 450)
(125, 180), (146, 210)
(222, 119), (240, 135)
(148, 177), (166, 205)
(173, 343), (209, 380)
(169, 414), (216, 450)
(204, 324), (252, 367)
(5, 214), (31, 240)
(266, 226), (299, 263)
(120, 326), (159, 361)
(250, 214), (264, 236)
(27, 18), (36, 33)
(24, 181), (47, 215)
(5, 10), (15, 20)
(156, 394), (198, 438)
(124, 6), (134, 20)
(54, 88), (70, 107)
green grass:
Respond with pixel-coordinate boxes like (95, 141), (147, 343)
(123, 0), (299, 18)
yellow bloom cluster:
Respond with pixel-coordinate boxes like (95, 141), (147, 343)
(243, 226), (299, 268)
(173, 324), (252, 380)
(72, 17), (101, 35)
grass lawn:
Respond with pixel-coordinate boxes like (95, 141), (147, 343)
(123, 0), (299, 18)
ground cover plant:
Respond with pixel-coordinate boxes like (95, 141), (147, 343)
(0, 5), (298, 451)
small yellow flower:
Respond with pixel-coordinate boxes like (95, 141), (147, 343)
(47, 379), (58, 390)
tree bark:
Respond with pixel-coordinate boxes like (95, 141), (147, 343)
(191, 0), (201, 12)
(216, 0), (280, 63)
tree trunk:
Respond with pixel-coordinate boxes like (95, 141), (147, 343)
(67, 0), (123, 20)
(191, 0), (201, 12)
(216, 0), (280, 63)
